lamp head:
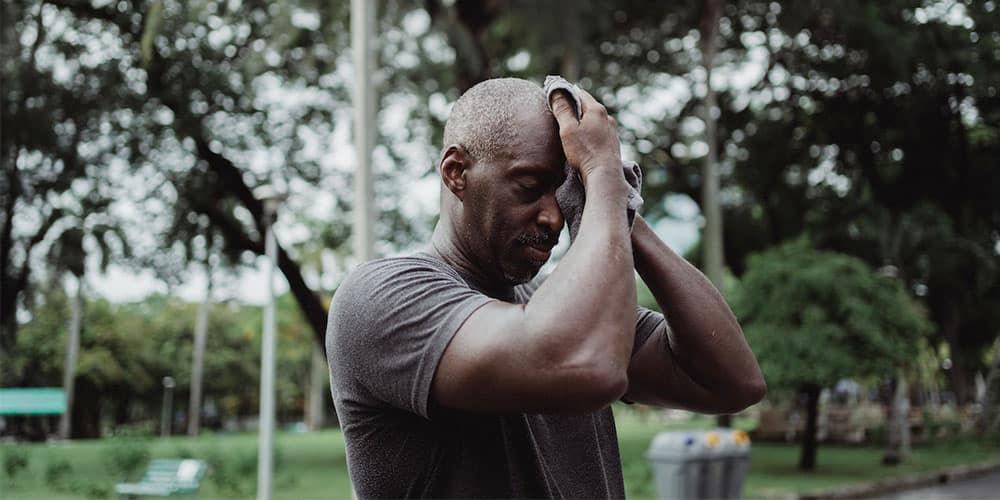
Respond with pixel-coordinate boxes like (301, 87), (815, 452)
(253, 184), (287, 215)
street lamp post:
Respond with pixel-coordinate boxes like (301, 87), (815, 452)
(161, 376), (175, 438)
(352, 0), (376, 263)
(253, 184), (285, 500)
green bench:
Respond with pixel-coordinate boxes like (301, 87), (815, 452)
(114, 459), (207, 498)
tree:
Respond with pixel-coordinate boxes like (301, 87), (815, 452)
(732, 239), (930, 470)
(9, 287), (283, 438)
(9, 0), (442, 352)
(1, 0), (131, 363)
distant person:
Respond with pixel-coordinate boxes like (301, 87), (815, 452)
(326, 77), (764, 498)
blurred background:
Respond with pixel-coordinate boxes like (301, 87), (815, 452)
(2, 0), (999, 498)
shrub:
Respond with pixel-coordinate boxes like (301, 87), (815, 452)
(101, 438), (152, 481)
(204, 447), (256, 497)
(45, 458), (73, 492)
(2, 447), (29, 483)
(70, 477), (112, 499)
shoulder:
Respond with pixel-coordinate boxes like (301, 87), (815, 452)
(327, 254), (476, 339)
(334, 254), (463, 302)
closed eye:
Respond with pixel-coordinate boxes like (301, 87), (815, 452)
(517, 180), (541, 191)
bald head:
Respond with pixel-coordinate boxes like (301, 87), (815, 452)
(442, 78), (550, 163)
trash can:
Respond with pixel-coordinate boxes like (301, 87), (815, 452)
(702, 430), (727, 499)
(646, 431), (712, 499)
(647, 429), (752, 499)
(721, 429), (751, 498)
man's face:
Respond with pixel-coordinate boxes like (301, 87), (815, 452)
(462, 108), (567, 285)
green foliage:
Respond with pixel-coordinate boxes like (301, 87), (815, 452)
(3, 426), (998, 499)
(7, 286), (315, 436)
(44, 457), (73, 492)
(203, 445), (259, 497)
(101, 438), (152, 481)
(733, 239), (931, 392)
(2, 447), (29, 483)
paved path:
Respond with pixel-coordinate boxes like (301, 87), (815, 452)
(871, 470), (1000, 499)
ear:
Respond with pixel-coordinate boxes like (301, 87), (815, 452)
(439, 144), (471, 201)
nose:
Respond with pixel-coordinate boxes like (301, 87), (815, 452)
(537, 192), (564, 235)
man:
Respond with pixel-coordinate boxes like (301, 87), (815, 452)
(326, 78), (765, 498)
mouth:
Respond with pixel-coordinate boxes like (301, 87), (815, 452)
(523, 241), (554, 262)
(515, 231), (558, 264)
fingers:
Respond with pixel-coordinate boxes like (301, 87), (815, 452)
(549, 90), (580, 130)
(576, 88), (607, 119)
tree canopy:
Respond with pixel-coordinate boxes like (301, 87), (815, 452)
(733, 239), (930, 391)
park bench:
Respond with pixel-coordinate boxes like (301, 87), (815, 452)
(114, 459), (207, 498)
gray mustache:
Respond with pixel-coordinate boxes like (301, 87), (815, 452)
(517, 232), (558, 247)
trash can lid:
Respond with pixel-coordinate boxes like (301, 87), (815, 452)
(646, 431), (715, 461)
(708, 428), (752, 456)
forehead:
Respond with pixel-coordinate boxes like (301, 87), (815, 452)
(494, 106), (563, 175)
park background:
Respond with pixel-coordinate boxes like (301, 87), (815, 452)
(2, 0), (999, 498)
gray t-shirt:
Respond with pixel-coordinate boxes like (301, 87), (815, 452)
(326, 251), (665, 498)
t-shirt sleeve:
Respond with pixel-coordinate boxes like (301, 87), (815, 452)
(633, 306), (666, 357)
(326, 258), (494, 420)
(620, 306), (668, 405)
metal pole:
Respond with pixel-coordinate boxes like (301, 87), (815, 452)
(59, 275), (83, 440)
(700, 0), (730, 429)
(257, 208), (278, 500)
(352, 0), (376, 263)
(188, 274), (211, 436)
(161, 376), (175, 438)
(307, 346), (326, 431)
(700, 0), (724, 292)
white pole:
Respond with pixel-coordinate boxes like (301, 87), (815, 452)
(257, 208), (278, 500)
(188, 274), (211, 436)
(352, 0), (376, 263)
(307, 346), (326, 431)
(59, 275), (83, 440)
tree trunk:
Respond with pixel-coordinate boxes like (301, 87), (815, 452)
(940, 301), (971, 404)
(558, 1), (580, 82)
(187, 275), (211, 436)
(799, 384), (822, 471)
(424, 0), (507, 92)
(883, 371), (911, 465)
(59, 275), (83, 440)
(977, 337), (1000, 434)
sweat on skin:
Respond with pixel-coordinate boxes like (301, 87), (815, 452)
(325, 78), (765, 498)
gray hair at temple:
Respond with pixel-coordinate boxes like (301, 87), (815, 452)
(442, 78), (549, 164)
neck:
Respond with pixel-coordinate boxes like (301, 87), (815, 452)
(430, 216), (515, 300)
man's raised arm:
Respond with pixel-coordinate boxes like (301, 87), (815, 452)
(623, 216), (766, 414)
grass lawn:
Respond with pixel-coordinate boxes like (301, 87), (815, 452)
(1, 431), (353, 499)
(3, 408), (999, 499)
(613, 408), (1000, 498)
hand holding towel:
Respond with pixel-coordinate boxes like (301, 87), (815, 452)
(543, 75), (643, 241)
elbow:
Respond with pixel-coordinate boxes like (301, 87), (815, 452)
(739, 376), (767, 410)
(553, 369), (627, 414)
(550, 350), (630, 413)
(536, 324), (633, 412)
(715, 374), (767, 415)
(577, 365), (630, 411)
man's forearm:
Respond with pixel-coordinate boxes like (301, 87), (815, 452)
(631, 216), (764, 402)
(524, 169), (636, 378)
